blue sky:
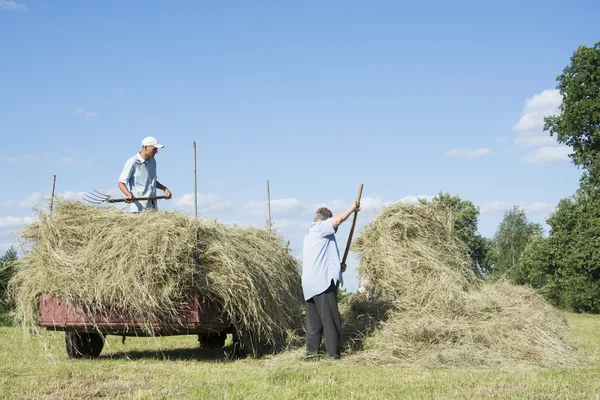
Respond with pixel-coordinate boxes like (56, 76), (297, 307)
(1, 1), (598, 290)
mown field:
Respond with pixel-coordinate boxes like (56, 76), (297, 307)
(1, 313), (599, 399)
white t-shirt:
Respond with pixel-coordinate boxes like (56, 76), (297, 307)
(302, 218), (343, 301)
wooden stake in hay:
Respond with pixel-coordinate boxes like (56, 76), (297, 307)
(343, 202), (583, 368)
(9, 200), (302, 347)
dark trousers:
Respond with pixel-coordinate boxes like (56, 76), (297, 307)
(305, 281), (342, 358)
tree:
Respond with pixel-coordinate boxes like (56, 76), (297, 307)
(421, 193), (492, 276)
(544, 41), (600, 183)
(490, 206), (543, 283)
(0, 247), (18, 311)
(522, 183), (600, 313)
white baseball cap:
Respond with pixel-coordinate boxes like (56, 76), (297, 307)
(141, 136), (165, 149)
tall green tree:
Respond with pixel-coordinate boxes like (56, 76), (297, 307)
(544, 41), (600, 183)
(0, 247), (18, 311)
(490, 206), (543, 283)
(421, 193), (491, 276)
(521, 183), (600, 313)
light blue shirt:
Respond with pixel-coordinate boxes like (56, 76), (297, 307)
(302, 218), (343, 301)
(118, 153), (158, 212)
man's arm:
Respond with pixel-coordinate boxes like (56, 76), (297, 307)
(118, 182), (133, 202)
(332, 201), (360, 229)
(156, 181), (172, 199)
(118, 160), (134, 203)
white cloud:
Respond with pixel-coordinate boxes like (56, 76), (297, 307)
(174, 193), (233, 213)
(0, 0), (27, 11)
(115, 90), (127, 96)
(0, 191), (87, 209)
(270, 198), (305, 215)
(20, 191), (45, 207)
(479, 201), (509, 214)
(520, 202), (555, 214)
(479, 201), (554, 215)
(513, 89), (562, 148)
(515, 135), (555, 148)
(0, 192), (44, 208)
(0, 216), (35, 228)
(245, 198), (305, 218)
(523, 146), (571, 164)
(358, 195), (387, 212)
(311, 200), (346, 216)
(446, 148), (491, 158)
(399, 194), (434, 204)
(0, 156), (15, 163)
(73, 108), (98, 119)
(271, 219), (306, 231)
(60, 191), (87, 201)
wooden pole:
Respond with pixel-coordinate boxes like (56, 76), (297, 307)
(337, 184), (364, 290)
(49, 175), (57, 213)
(266, 180), (272, 231)
(341, 184), (364, 265)
(193, 141), (198, 219)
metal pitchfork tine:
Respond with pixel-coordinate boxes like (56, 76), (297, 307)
(83, 190), (168, 204)
(83, 190), (110, 205)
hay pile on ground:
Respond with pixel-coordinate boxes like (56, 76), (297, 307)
(342, 202), (582, 368)
(9, 200), (302, 347)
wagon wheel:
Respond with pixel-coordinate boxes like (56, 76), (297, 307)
(65, 331), (105, 359)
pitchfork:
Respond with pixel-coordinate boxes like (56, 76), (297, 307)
(83, 190), (168, 205)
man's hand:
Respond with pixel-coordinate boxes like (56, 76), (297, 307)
(333, 201), (362, 229)
(341, 263), (347, 273)
(118, 181), (134, 204)
(164, 188), (172, 199)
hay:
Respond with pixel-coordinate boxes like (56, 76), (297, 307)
(9, 200), (302, 347)
(341, 202), (582, 368)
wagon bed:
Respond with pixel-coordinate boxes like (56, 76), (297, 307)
(37, 293), (262, 359)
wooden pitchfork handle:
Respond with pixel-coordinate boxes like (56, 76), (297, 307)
(337, 184), (364, 290)
(108, 195), (168, 203)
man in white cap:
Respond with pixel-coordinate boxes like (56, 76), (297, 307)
(118, 136), (172, 212)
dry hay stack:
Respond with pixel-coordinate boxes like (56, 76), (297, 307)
(344, 202), (581, 368)
(9, 200), (302, 346)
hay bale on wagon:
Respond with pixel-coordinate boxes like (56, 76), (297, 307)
(9, 200), (302, 351)
(342, 202), (582, 368)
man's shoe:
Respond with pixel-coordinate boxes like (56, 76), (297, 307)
(304, 353), (318, 362)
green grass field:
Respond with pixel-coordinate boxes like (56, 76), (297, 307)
(1, 313), (599, 399)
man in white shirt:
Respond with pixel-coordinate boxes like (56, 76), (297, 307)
(302, 201), (360, 360)
(118, 136), (172, 212)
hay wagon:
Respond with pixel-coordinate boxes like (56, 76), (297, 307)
(21, 202), (299, 360)
(38, 292), (260, 359)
